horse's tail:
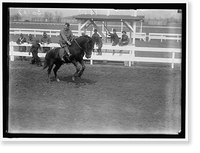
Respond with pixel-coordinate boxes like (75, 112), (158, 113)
(43, 51), (50, 70)
(43, 58), (48, 70)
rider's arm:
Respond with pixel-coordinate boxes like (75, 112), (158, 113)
(60, 29), (70, 43)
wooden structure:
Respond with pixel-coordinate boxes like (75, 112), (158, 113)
(73, 14), (144, 45)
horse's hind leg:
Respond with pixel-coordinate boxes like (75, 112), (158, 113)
(47, 62), (54, 83)
(53, 62), (62, 82)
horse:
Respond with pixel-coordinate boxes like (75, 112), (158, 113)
(43, 35), (94, 83)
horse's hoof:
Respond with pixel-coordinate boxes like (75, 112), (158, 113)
(72, 76), (75, 81)
(56, 78), (60, 82)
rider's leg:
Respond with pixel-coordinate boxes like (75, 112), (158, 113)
(64, 46), (71, 56)
(59, 46), (70, 62)
(59, 48), (66, 62)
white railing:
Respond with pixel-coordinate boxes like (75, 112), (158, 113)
(11, 22), (182, 29)
(148, 33), (181, 42)
(9, 41), (181, 68)
(10, 28), (146, 41)
(10, 28), (82, 37)
(11, 28), (184, 43)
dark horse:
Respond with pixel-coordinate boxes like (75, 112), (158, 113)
(43, 35), (94, 83)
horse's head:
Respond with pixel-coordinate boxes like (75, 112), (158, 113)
(84, 36), (95, 58)
(76, 35), (95, 59)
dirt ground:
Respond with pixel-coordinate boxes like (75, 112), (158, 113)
(8, 60), (181, 134)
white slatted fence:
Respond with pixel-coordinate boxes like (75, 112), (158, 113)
(9, 42), (181, 68)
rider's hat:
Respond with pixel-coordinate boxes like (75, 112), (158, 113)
(65, 22), (70, 27)
(122, 30), (126, 34)
(94, 29), (98, 32)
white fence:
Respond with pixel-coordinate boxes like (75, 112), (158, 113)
(10, 28), (79, 37)
(10, 28), (146, 41)
(148, 33), (181, 42)
(9, 41), (181, 68)
(10, 28), (182, 42)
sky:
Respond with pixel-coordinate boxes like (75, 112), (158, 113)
(9, 8), (182, 19)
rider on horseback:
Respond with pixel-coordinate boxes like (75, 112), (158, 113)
(59, 22), (74, 62)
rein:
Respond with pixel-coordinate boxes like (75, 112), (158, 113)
(74, 38), (83, 50)
(74, 37), (90, 51)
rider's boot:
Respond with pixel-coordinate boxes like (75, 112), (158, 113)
(64, 47), (71, 62)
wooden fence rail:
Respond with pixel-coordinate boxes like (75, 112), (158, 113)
(9, 41), (181, 68)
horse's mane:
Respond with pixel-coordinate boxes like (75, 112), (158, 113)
(79, 35), (92, 39)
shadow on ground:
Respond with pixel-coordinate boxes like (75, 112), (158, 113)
(61, 76), (97, 87)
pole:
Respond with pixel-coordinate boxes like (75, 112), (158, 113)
(78, 20), (81, 36)
(102, 21), (104, 32)
(132, 21), (136, 45)
(132, 10), (137, 45)
(121, 21), (123, 33)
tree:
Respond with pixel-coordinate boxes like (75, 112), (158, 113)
(11, 13), (22, 21)
(55, 11), (62, 23)
(43, 12), (54, 22)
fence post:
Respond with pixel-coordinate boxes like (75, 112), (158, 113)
(172, 51), (175, 68)
(49, 31), (52, 37)
(148, 34), (151, 42)
(90, 59), (93, 65)
(131, 47), (135, 66)
(10, 41), (14, 61)
(34, 30), (36, 37)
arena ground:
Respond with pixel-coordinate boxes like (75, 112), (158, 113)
(8, 60), (181, 134)
(8, 21), (182, 135)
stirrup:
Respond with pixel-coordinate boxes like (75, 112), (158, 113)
(65, 55), (70, 61)
(68, 53), (71, 57)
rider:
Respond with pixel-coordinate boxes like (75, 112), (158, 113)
(59, 22), (74, 62)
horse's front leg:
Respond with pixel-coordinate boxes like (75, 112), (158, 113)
(78, 60), (85, 77)
(71, 60), (80, 81)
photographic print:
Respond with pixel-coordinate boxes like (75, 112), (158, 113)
(2, 2), (187, 140)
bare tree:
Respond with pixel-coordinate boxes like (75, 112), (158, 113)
(55, 11), (62, 23)
(11, 13), (22, 21)
(43, 12), (54, 22)
(10, 15), (15, 21)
